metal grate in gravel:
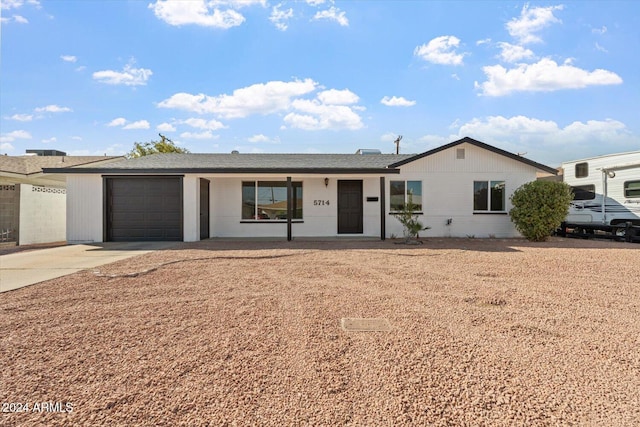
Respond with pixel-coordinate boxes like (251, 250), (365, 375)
(341, 317), (391, 332)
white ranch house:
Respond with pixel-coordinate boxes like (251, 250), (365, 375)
(43, 137), (557, 243)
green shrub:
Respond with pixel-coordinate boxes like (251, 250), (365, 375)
(509, 180), (573, 242)
(393, 193), (430, 243)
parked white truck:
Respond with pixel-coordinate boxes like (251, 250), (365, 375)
(559, 150), (640, 241)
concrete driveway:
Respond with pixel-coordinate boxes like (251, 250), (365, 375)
(0, 242), (177, 293)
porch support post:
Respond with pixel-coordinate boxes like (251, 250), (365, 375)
(287, 176), (292, 241)
(380, 176), (386, 240)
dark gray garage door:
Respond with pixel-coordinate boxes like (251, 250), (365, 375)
(106, 177), (183, 241)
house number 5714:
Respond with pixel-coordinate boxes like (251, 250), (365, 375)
(313, 200), (330, 206)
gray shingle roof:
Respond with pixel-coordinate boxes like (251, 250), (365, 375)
(47, 153), (416, 173)
(40, 138), (557, 175)
(0, 155), (124, 176)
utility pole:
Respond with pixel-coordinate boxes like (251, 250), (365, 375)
(394, 135), (403, 154)
(159, 133), (173, 144)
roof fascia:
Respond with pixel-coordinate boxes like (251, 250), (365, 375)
(42, 167), (402, 175)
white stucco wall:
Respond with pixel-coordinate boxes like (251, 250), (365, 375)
(385, 142), (538, 238)
(183, 176), (200, 242)
(207, 175), (383, 238)
(66, 174), (103, 243)
(18, 184), (66, 245)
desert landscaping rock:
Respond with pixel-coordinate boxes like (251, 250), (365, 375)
(1, 237), (639, 426)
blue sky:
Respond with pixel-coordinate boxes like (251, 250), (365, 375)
(1, 0), (638, 166)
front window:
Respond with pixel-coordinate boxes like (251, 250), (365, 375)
(242, 181), (303, 220)
(474, 180), (505, 212)
(390, 180), (422, 212)
(625, 180), (640, 198)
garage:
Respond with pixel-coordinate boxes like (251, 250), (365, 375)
(105, 176), (183, 241)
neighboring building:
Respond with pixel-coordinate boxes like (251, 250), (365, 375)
(43, 137), (557, 243)
(561, 150), (640, 226)
(0, 151), (123, 245)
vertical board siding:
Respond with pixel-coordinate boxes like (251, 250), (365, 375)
(18, 184), (66, 245)
(67, 175), (103, 243)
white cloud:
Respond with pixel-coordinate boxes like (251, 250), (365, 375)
(306, 0), (325, 5)
(67, 144), (125, 156)
(75, 66), (87, 72)
(159, 78), (364, 132)
(34, 104), (72, 113)
(476, 38), (492, 46)
(149, 0), (246, 29)
(61, 55), (77, 63)
(317, 89), (359, 105)
(1, 0), (41, 10)
(380, 132), (398, 143)
(595, 42), (608, 53)
(380, 96), (416, 107)
(476, 58), (622, 96)
(270, 3), (293, 31)
(592, 25), (607, 35)
(506, 4), (563, 44)
(1, 0), (39, 24)
(0, 142), (15, 152)
(157, 122), (177, 132)
(123, 120), (150, 130)
(312, 6), (348, 26)
(0, 130), (32, 143)
(420, 115), (639, 164)
(284, 99), (363, 131)
(8, 113), (33, 121)
(41, 137), (57, 144)
(72, 136), (82, 140)
(158, 78), (318, 118)
(181, 118), (226, 130)
(93, 63), (152, 86)
(107, 117), (127, 127)
(414, 35), (467, 66)
(248, 134), (270, 143)
(497, 42), (534, 63)
(180, 131), (218, 139)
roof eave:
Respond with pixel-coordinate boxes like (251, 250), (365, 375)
(42, 167), (402, 175)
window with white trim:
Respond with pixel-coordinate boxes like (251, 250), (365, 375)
(390, 180), (422, 212)
(242, 181), (303, 220)
(473, 181), (505, 212)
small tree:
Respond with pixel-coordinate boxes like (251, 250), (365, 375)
(127, 134), (190, 158)
(393, 193), (430, 243)
(509, 180), (573, 242)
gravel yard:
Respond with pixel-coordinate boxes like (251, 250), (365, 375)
(1, 237), (639, 426)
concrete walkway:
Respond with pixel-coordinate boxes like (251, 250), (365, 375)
(0, 242), (177, 293)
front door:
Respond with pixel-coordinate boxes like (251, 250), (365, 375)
(199, 179), (210, 240)
(337, 180), (363, 234)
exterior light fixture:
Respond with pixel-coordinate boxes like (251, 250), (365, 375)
(324, 178), (329, 187)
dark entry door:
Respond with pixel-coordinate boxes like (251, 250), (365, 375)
(200, 179), (210, 240)
(337, 180), (363, 234)
(106, 177), (183, 241)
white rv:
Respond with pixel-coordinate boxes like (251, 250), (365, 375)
(562, 151), (640, 230)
